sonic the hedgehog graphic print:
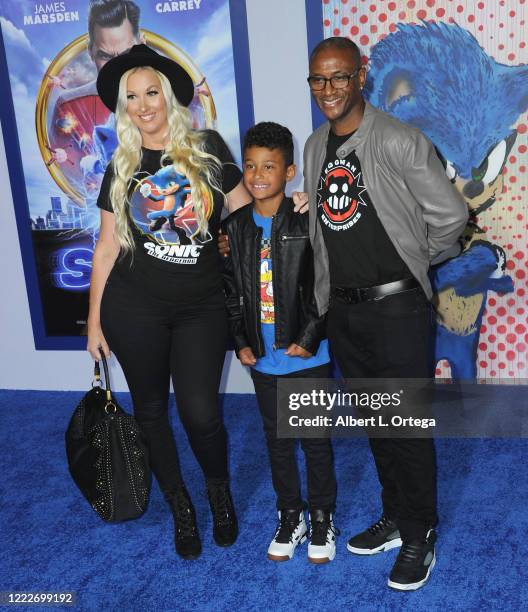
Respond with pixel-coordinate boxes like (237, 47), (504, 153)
(364, 21), (527, 379)
(130, 164), (213, 248)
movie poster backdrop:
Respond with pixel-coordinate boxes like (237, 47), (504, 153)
(306, 0), (527, 381)
(0, 0), (253, 349)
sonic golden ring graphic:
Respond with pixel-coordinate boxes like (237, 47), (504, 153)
(35, 31), (216, 204)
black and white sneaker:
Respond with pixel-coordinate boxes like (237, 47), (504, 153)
(267, 509), (307, 561)
(308, 509), (340, 564)
(387, 529), (436, 591)
(347, 515), (402, 555)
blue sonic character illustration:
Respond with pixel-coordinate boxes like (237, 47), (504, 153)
(364, 21), (526, 379)
(429, 235), (513, 378)
(92, 121), (118, 172)
(139, 165), (192, 244)
(79, 119), (118, 179)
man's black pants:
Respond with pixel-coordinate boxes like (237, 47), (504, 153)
(250, 363), (337, 512)
(327, 287), (438, 541)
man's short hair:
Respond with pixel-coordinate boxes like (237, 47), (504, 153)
(310, 36), (361, 68)
(88, 0), (141, 44)
(243, 122), (294, 167)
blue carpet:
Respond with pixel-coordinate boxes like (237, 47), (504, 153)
(0, 390), (526, 611)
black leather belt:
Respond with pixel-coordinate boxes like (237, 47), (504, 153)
(331, 278), (420, 304)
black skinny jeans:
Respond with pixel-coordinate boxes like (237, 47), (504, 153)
(250, 363), (337, 513)
(100, 271), (229, 495)
(328, 287), (438, 541)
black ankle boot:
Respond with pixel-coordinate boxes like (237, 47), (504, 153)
(206, 479), (238, 547)
(165, 487), (202, 560)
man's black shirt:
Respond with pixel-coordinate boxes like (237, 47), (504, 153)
(316, 130), (411, 288)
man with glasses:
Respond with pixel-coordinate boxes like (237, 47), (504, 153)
(303, 37), (467, 590)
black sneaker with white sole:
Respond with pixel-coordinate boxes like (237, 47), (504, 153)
(387, 529), (436, 591)
(347, 515), (402, 555)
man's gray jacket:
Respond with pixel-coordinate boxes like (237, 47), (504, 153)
(304, 101), (468, 316)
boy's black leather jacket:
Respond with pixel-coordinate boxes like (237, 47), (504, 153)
(221, 197), (326, 358)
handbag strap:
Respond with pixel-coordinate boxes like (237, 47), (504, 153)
(94, 353), (116, 411)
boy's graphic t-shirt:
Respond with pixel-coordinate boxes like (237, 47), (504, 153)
(97, 130), (241, 303)
(259, 236), (274, 324)
(252, 210), (329, 375)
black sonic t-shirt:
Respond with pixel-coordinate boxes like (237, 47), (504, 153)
(97, 129), (241, 303)
(317, 130), (410, 288)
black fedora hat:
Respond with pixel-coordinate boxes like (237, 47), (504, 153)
(96, 44), (195, 112)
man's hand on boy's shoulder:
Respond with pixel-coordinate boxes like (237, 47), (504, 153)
(292, 191), (309, 214)
(285, 343), (312, 358)
(217, 195), (309, 258)
(238, 346), (257, 366)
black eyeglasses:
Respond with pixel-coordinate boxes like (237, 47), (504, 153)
(307, 68), (361, 91)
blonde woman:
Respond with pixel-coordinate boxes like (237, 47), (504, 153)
(88, 45), (251, 560)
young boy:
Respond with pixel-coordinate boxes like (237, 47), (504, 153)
(222, 122), (338, 563)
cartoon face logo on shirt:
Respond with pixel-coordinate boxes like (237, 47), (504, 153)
(318, 161), (367, 230)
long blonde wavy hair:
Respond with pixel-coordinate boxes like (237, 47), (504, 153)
(109, 66), (223, 252)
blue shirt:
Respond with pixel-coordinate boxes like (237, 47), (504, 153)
(252, 210), (330, 375)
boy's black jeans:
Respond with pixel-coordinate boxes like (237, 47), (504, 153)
(250, 363), (337, 513)
(327, 287), (438, 542)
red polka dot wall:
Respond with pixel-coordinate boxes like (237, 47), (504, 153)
(321, 0), (527, 381)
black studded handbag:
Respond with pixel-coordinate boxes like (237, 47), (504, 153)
(65, 355), (151, 522)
